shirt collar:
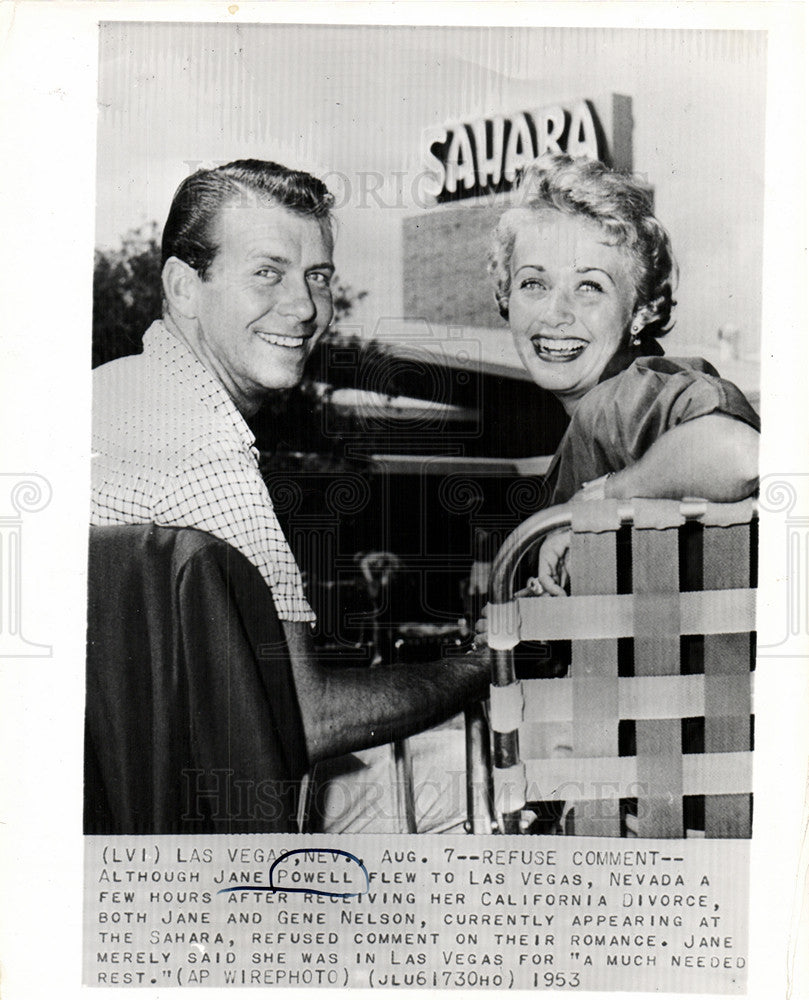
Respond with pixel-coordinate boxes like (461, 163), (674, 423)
(598, 337), (665, 385)
(143, 319), (256, 450)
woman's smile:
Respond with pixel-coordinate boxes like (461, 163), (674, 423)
(530, 334), (589, 361)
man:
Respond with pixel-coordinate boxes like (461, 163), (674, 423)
(91, 160), (488, 826)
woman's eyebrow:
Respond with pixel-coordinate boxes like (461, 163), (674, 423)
(575, 266), (616, 284)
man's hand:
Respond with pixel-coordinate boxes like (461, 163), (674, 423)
(536, 528), (570, 596)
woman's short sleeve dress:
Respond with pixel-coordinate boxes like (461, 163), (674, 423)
(546, 356), (760, 505)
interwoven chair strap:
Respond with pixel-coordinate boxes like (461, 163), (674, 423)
(703, 520), (754, 836)
(520, 752), (752, 802)
(514, 589), (755, 641)
(513, 674), (756, 725)
(486, 499), (756, 838)
(489, 682), (524, 733)
(570, 525), (621, 835)
(493, 762), (527, 815)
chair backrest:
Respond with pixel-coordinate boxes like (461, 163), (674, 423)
(486, 498), (756, 838)
(85, 524), (308, 835)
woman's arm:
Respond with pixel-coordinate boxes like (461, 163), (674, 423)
(536, 414), (759, 593)
(604, 413), (759, 502)
(281, 620), (490, 763)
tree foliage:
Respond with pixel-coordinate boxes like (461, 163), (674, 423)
(92, 224), (163, 368)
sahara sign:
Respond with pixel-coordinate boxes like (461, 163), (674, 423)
(422, 98), (622, 204)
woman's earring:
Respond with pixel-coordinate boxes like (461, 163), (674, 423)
(630, 319), (643, 347)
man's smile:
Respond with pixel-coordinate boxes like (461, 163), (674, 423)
(254, 330), (311, 349)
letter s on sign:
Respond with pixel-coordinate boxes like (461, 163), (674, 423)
(421, 125), (448, 200)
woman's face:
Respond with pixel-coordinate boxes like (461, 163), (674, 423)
(508, 210), (639, 414)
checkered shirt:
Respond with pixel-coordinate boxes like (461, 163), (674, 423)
(91, 319), (315, 622)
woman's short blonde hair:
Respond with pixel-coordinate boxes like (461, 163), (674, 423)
(489, 154), (677, 340)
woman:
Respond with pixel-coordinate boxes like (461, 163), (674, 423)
(488, 154), (760, 592)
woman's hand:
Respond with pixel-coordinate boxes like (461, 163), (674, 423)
(471, 608), (492, 667)
(535, 472), (615, 595)
(536, 528), (570, 596)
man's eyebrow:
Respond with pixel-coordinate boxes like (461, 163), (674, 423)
(246, 251), (334, 273)
(246, 251), (292, 264)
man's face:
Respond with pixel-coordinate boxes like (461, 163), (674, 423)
(191, 201), (334, 413)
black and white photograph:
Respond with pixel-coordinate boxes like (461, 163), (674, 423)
(86, 20), (765, 837)
(0, 4), (807, 999)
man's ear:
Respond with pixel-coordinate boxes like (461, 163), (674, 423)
(162, 256), (200, 320)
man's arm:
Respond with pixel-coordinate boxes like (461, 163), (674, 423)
(158, 451), (489, 761)
(281, 621), (489, 763)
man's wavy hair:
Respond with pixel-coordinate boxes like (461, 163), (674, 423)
(161, 159), (336, 279)
(489, 154), (677, 342)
